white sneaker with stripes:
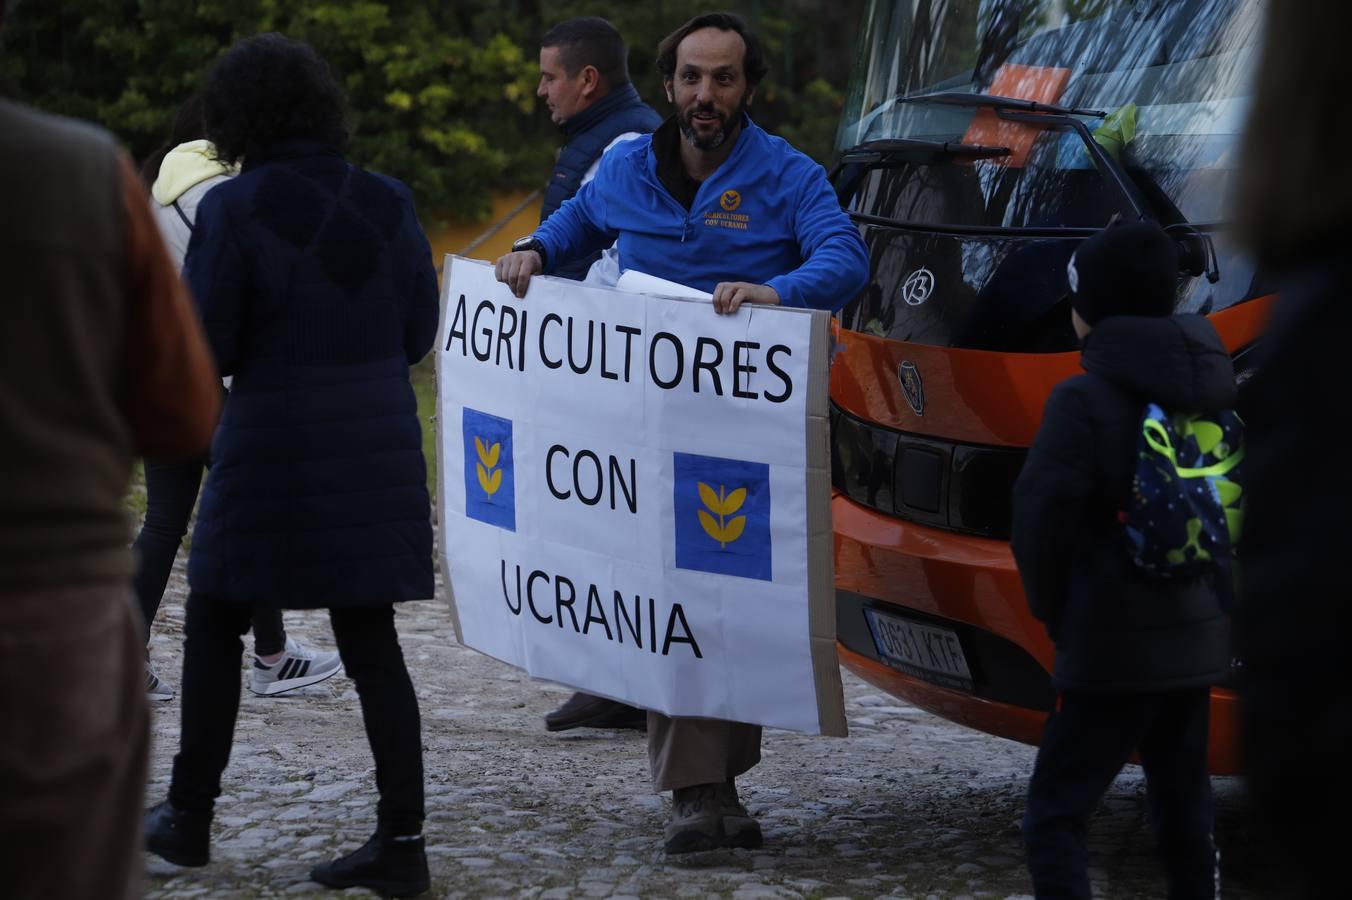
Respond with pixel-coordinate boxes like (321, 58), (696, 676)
(248, 637), (342, 696)
(146, 660), (174, 702)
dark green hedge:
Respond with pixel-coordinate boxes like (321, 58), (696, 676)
(1, 0), (861, 221)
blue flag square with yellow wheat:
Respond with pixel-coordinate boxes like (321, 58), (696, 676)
(463, 407), (515, 531)
(673, 452), (772, 581)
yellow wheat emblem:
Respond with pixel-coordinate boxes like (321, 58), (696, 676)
(474, 436), (503, 496)
(697, 482), (747, 548)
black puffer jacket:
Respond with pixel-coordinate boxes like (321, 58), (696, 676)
(1012, 314), (1236, 691)
(184, 142), (440, 609)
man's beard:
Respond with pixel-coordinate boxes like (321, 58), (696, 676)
(679, 95), (749, 152)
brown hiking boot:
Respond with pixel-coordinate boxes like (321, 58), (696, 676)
(717, 780), (762, 849)
(664, 783), (722, 854)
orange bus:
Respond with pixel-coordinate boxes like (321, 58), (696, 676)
(829, 0), (1267, 773)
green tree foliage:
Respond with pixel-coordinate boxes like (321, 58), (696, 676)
(1, 0), (861, 219)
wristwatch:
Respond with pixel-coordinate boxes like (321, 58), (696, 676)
(511, 235), (546, 265)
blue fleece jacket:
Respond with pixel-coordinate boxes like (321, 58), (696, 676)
(534, 116), (869, 310)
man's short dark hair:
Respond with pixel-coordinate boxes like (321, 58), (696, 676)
(202, 33), (349, 167)
(656, 12), (769, 88)
(541, 17), (630, 88)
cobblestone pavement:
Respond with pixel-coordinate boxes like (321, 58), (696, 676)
(143, 560), (1278, 899)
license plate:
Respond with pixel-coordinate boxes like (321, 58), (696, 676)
(863, 608), (973, 690)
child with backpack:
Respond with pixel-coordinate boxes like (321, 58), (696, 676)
(1011, 220), (1239, 899)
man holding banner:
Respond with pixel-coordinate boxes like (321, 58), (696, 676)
(494, 12), (868, 854)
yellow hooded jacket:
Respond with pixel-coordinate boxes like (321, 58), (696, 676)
(149, 139), (236, 271)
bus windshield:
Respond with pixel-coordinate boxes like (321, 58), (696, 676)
(834, 0), (1265, 349)
(840, 0), (1261, 226)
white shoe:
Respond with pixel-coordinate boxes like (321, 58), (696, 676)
(248, 637), (342, 696)
(146, 660), (174, 702)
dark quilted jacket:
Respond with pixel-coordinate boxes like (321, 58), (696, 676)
(183, 142), (439, 607)
(1011, 315), (1236, 691)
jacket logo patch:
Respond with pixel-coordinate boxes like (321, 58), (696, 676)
(705, 190), (750, 231)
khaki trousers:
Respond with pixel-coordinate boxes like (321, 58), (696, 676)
(0, 584), (148, 900)
(647, 712), (762, 792)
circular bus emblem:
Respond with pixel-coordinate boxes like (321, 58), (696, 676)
(901, 267), (935, 306)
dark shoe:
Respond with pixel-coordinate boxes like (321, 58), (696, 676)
(310, 832), (430, 897)
(144, 799), (210, 867)
(718, 780), (763, 849)
(545, 692), (646, 732)
(590, 702), (648, 731)
(664, 783), (723, 854)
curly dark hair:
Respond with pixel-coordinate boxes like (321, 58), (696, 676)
(202, 33), (349, 167)
(655, 12), (768, 89)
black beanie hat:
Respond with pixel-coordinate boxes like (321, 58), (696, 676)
(1067, 220), (1180, 326)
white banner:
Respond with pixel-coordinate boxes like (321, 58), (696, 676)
(435, 257), (845, 735)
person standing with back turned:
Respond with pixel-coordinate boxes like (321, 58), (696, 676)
(1233, 2), (1352, 894)
(1012, 221), (1234, 899)
(0, 1), (221, 893)
(135, 94), (343, 702)
(142, 33), (441, 898)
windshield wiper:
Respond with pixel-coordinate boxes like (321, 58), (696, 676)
(850, 92), (1144, 213)
(893, 90), (1108, 119)
(829, 138), (1012, 204)
(837, 138), (1012, 166)
(894, 92), (1151, 222)
(842, 92), (1220, 281)
(893, 92), (1147, 218)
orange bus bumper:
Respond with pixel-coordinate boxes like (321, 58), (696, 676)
(834, 493), (1242, 774)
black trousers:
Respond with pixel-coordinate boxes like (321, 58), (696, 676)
(132, 459), (285, 656)
(168, 594), (424, 835)
(1023, 687), (1217, 900)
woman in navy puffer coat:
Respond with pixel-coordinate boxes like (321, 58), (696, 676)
(144, 34), (439, 896)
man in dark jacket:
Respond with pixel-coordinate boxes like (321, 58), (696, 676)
(1011, 221), (1233, 900)
(535, 17), (662, 283)
(535, 16), (660, 734)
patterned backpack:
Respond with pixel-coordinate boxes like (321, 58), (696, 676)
(1120, 404), (1245, 592)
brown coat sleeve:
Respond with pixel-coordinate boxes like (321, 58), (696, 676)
(118, 155), (221, 458)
